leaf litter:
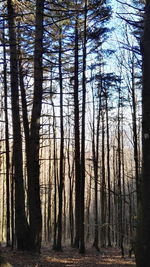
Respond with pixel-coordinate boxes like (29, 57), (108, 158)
(1, 246), (135, 267)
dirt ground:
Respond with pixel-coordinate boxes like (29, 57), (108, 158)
(1, 246), (136, 267)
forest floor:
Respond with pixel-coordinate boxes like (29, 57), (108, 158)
(1, 245), (136, 267)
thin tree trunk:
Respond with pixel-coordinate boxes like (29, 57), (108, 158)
(117, 89), (124, 256)
(131, 55), (139, 198)
(105, 91), (111, 247)
(79, 0), (87, 254)
(47, 122), (52, 242)
(101, 110), (106, 247)
(56, 33), (64, 251)
(52, 101), (58, 250)
(74, 9), (81, 249)
(86, 169), (92, 243)
(11, 148), (15, 249)
(92, 79), (101, 251)
(67, 107), (74, 246)
(2, 19), (10, 247)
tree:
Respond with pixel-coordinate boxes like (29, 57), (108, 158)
(7, 0), (30, 250)
(73, 6), (81, 248)
(136, 1), (150, 266)
(27, 0), (44, 252)
(79, 0), (87, 254)
(56, 28), (64, 251)
(2, 18), (11, 247)
(91, 68), (101, 251)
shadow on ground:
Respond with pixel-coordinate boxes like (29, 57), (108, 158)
(1, 246), (136, 267)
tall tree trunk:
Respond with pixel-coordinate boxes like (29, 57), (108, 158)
(73, 9), (81, 249)
(105, 91), (111, 247)
(56, 33), (64, 251)
(52, 101), (58, 250)
(117, 89), (124, 256)
(79, 0), (87, 254)
(11, 148), (15, 249)
(121, 108), (126, 252)
(2, 19), (10, 247)
(67, 105), (74, 246)
(27, 0), (44, 252)
(47, 122), (52, 242)
(131, 55), (139, 198)
(92, 78), (101, 251)
(7, 0), (30, 250)
(136, 2), (150, 266)
(101, 110), (106, 247)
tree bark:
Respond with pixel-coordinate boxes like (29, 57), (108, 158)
(136, 1), (150, 266)
(2, 19), (11, 247)
(27, 0), (44, 252)
(7, 0), (30, 250)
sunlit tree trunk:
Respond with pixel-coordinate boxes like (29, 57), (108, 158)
(2, 19), (10, 247)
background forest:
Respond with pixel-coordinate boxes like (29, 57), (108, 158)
(0, 0), (146, 265)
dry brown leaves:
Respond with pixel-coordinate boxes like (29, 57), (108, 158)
(1, 246), (136, 267)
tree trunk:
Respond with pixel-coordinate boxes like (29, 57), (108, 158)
(92, 77), (101, 251)
(52, 101), (58, 250)
(27, 0), (44, 252)
(136, 1), (150, 266)
(101, 110), (106, 247)
(73, 10), (81, 249)
(7, 0), (30, 250)
(79, 0), (87, 254)
(117, 89), (124, 256)
(67, 106), (74, 246)
(56, 33), (64, 251)
(47, 122), (52, 242)
(105, 91), (111, 247)
(2, 19), (10, 247)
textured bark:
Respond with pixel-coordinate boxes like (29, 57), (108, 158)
(136, 1), (150, 266)
(27, 0), (44, 252)
(7, 0), (30, 250)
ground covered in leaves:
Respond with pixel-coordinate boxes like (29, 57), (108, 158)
(1, 246), (136, 267)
